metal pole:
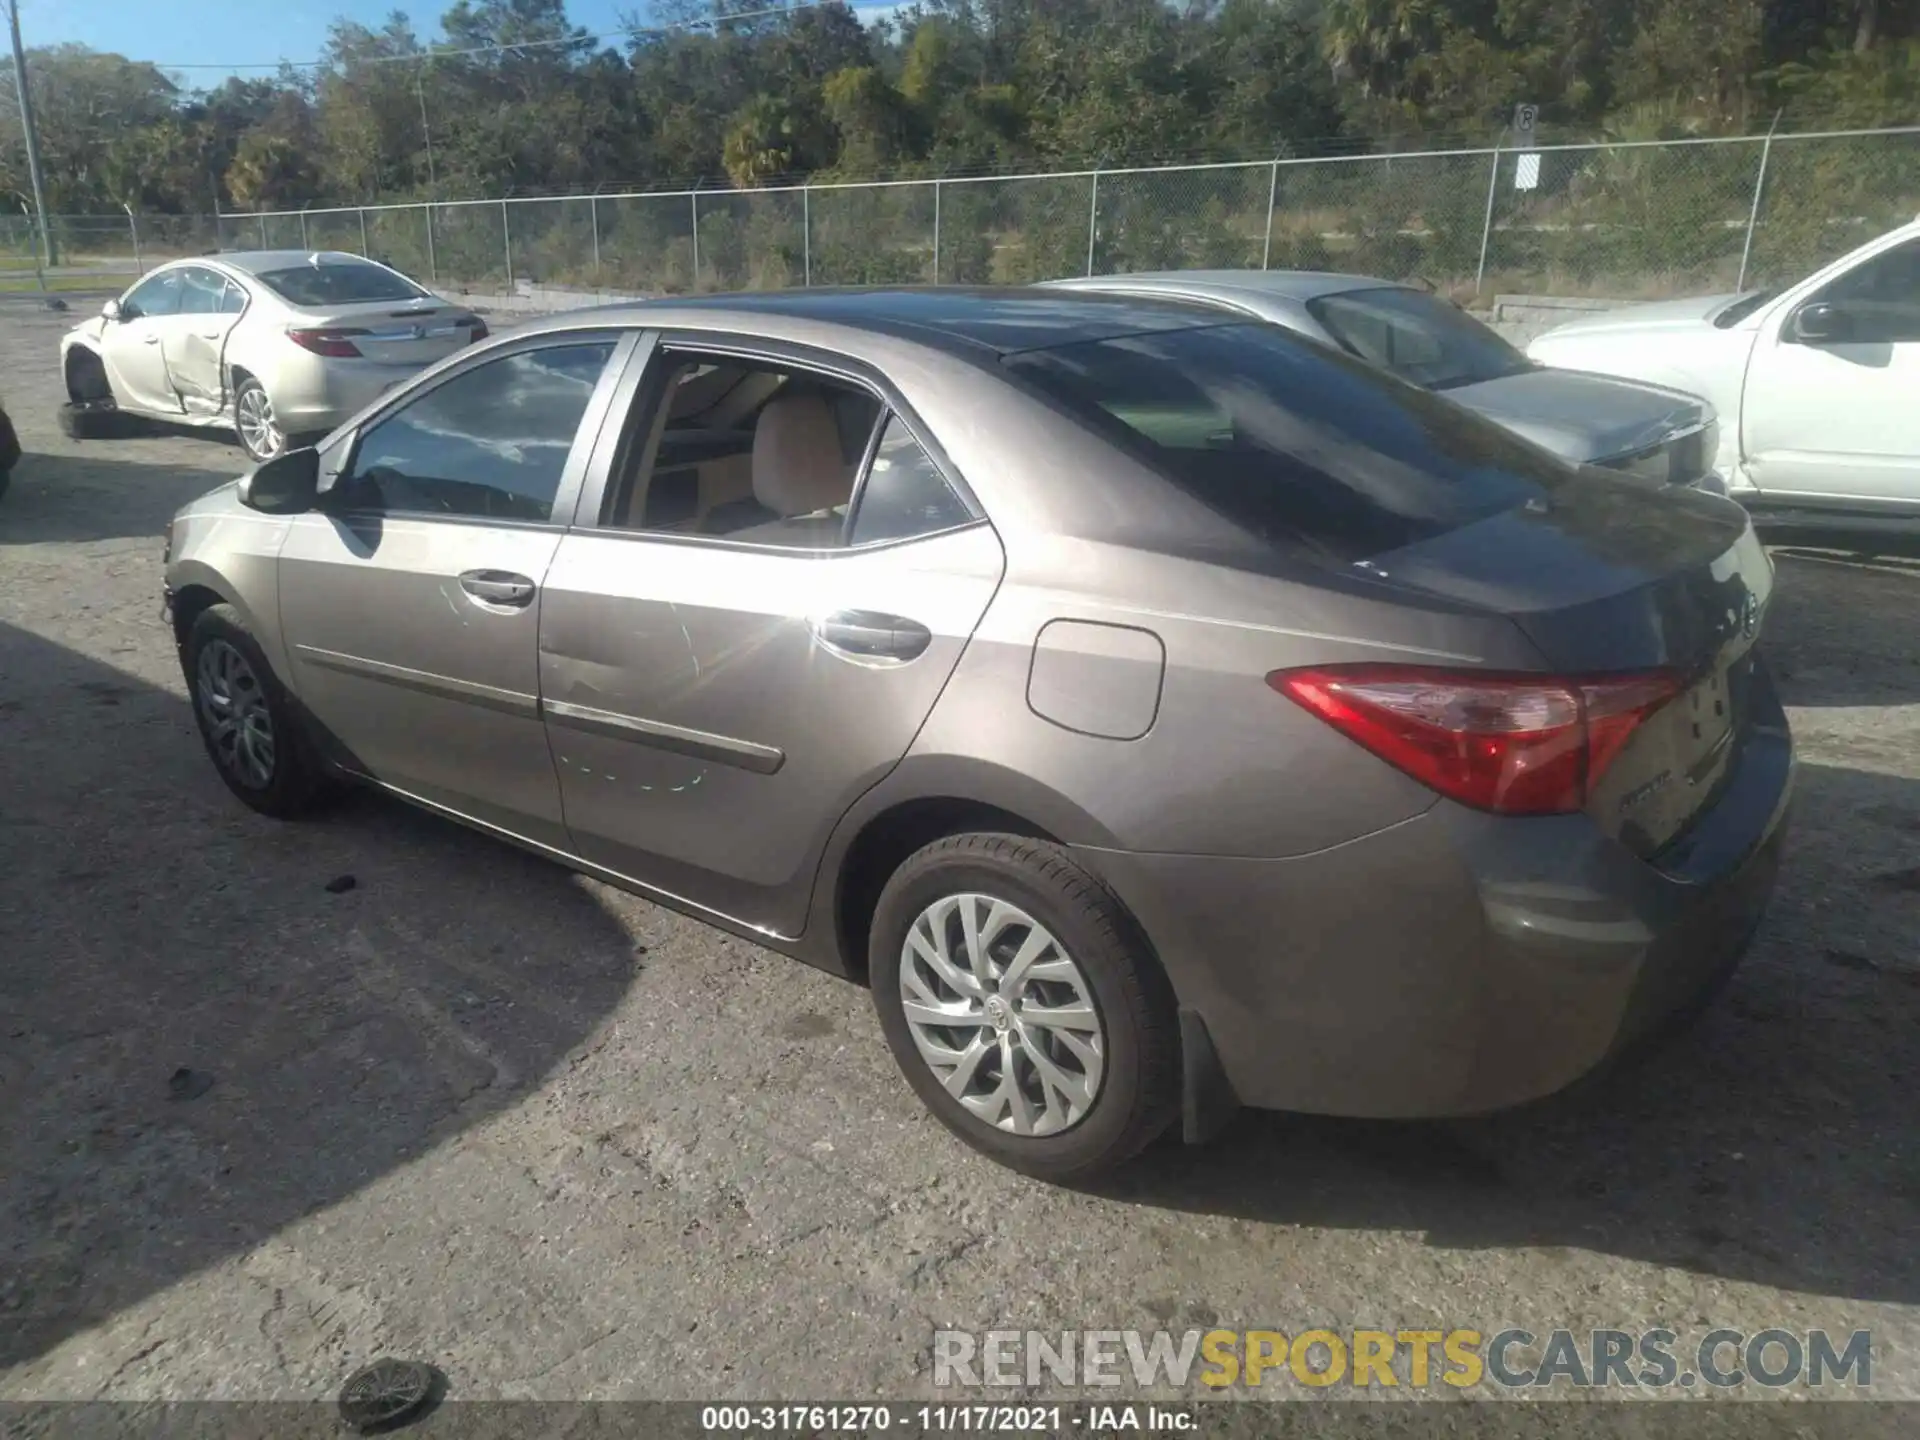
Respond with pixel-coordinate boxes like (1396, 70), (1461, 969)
(1737, 113), (1784, 293)
(424, 205), (437, 285)
(300, 208), (309, 250)
(590, 193), (601, 279)
(358, 207), (369, 256)
(124, 202), (142, 275)
(258, 213), (267, 248)
(932, 178), (941, 284)
(690, 190), (700, 289)
(1086, 169), (1100, 276)
(1474, 147), (1502, 293)
(17, 199), (46, 299)
(417, 65), (437, 198)
(6, 0), (55, 266)
(802, 185), (811, 287)
(1262, 159), (1279, 270)
(502, 199), (513, 287)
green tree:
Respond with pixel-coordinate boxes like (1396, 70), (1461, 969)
(226, 95), (324, 209)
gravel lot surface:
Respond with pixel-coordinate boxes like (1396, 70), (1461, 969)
(3, 296), (1919, 1413)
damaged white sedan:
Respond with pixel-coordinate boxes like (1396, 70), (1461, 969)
(59, 250), (488, 462)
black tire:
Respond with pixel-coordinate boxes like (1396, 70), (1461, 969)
(58, 399), (144, 441)
(233, 375), (285, 462)
(183, 603), (329, 818)
(870, 833), (1180, 1182)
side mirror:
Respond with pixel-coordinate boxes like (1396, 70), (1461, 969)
(1791, 300), (1852, 345)
(238, 447), (321, 514)
(101, 298), (123, 322)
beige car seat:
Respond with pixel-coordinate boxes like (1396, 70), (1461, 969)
(724, 392), (854, 546)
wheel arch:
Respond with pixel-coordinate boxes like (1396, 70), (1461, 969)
(62, 339), (111, 402)
(166, 562), (275, 665)
(808, 756), (1127, 984)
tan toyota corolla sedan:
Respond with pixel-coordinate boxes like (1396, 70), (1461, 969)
(162, 288), (1793, 1180)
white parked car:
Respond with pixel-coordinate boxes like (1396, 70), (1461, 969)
(1528, 217), (1920, 521)
(59, 251), (488, 462)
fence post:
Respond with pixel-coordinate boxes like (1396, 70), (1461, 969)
(124, 204), (143, 275)
(299, 208), (310, 249)
(358, 208), (369, 256)
(1737, 116), (1783, 293)
(258, 213), (267, 248)
(802, 185), (811, 287)
(502, 199), (514, 287)
(1086, 168), (1100, 276)
(690, 190), (701, 290)
(424, 205), (438, 285)
(590, 193), (601, 280)
(1262, 159), (1279, 270)
(1474, 147), (1501, 293)
(932, 178), (942, 284)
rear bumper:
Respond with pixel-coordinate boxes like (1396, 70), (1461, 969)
(269, 357), (430, 434)
(1078, 661), (1794, 1120)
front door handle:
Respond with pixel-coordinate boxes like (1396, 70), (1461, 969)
(814, 609), (932, 661)
(459, 570), (537, 608)
(141, 334), (161, 345)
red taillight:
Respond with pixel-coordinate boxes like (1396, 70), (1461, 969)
(286, 327), (368, 358)
(465, 318), (489, 343)
(1269, 665), (1682, 815)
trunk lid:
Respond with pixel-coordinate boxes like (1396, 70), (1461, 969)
(1365, 472), (1774, 855)
(1444, 367), (1710, 467)
(289, 300), (480, 365)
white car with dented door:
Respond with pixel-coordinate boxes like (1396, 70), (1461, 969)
(59, 251), (488, 462)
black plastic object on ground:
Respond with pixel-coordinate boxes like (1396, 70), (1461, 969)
(167, 1067), (214, 1102)
(338, 1358), (439, 1434)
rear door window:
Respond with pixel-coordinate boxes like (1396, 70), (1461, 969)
(1004, 322), (1570, 565)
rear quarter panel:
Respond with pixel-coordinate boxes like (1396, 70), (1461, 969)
(902, 535), (1546, 859)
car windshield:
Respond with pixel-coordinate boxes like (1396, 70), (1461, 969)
(1304, 286), (1532, 390)
(1004, 322), (1572, 565)
(252, 259), (428, 307)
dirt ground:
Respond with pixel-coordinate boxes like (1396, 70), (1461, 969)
(3, 295), (1919, 1412)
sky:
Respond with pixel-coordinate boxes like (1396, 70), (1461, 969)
(22, 0), (909, 86)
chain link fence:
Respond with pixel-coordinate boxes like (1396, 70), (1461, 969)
(11, 125), (1917, 301)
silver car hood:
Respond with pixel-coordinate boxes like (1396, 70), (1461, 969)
(1445, 367), (1711, 464)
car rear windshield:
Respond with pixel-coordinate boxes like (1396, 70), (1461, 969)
(252, 261), (428, 307)
(1305, 286), (1532, 390)
(1003, 323), (1573, 565)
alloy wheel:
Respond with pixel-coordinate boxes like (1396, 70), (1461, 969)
(195, 638), (276, 788)
(236, 386), (282, 460)
(899, 892), (1106, 1136)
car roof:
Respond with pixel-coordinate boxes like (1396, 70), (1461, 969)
(203, 250), (391, 277)
(513, 286), (1234, 358)
(1049, 270), (1404, 306)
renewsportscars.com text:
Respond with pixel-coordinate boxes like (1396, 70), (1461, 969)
(933, 1327), (1873, 1391)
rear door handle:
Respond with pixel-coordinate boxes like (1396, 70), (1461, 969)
(459, 570), (537, 608)
(141, 335), (161, 345)
(814, 609), (932, 661)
